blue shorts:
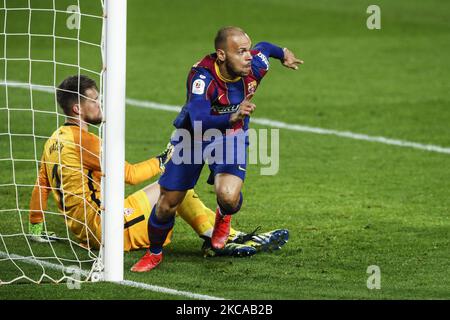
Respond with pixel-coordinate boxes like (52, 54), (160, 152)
(158, 130), (249, 191)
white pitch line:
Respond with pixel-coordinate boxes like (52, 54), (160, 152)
(117, 280), (224, 300)
(2, 81), (450, 155)
(0, 251), (225, 300)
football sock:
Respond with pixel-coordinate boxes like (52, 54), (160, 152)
(176, 189), (238, 240)
(177, 189), (214, 237)
(148, 206), (174, 255)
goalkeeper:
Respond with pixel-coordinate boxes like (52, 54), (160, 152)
(29, 75), (288, 257)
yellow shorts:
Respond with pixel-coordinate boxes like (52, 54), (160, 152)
(123, 190), (172, 251)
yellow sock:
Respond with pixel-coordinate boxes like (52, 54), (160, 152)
(177, 189), (214, 237)
(177, 189), (239, 240)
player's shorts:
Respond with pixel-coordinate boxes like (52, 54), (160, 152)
(123, 190), (172, 251)
(70, 205), (103, 250)
(159, 129), (249, 191)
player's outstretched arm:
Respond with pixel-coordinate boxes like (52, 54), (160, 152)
(29, 157), (57, 242)
(29, 157), (50, 225)
(124, 143), (174, 185)
(253, 42), (303, 71)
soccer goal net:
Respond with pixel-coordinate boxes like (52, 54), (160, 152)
(0, 0), (125, 285)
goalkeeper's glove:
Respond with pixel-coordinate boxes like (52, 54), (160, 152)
(28, 222), (58, 243)
(156, 142), (174, 174)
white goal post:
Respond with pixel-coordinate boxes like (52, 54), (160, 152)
(103, 0), (126, 282)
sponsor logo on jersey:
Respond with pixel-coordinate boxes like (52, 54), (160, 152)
(257, 52), (269, 70)
(247, 80), (257, 94)
(212, 103), (240, 114)
(192, 79), (205, 95)
(124, 207), (135, 217)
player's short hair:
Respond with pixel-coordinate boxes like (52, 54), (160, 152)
(57, 75), (98, 116)
(214, 26), (246, 50)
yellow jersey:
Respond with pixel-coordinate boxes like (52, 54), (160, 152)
(29, 123), (161, 249)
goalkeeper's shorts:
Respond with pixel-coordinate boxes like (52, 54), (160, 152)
(123, 190), (172, 251)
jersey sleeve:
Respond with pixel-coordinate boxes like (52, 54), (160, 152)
(186, 70), (214, 103)
(251, 42), (285, 80)
(124, 158), (161, 185)
(72, 126), (161, 185)
(29, 155), (50, 224)
(254, 42), (285, 60)
(174, 70), (232, 132)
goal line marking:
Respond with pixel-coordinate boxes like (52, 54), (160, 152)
(0, 251), (225, 300)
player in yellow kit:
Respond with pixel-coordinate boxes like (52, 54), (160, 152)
(29, 75), (289, 258)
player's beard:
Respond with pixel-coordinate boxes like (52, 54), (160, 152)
(86, 113), (103, 125)
(226, 60), (249, 78)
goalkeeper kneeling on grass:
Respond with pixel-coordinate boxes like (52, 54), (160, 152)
(28, 75), (288, 258)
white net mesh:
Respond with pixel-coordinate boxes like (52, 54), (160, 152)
(0, 0), (106, 284)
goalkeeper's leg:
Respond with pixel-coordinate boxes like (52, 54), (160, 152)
(124, 184), (173, 252)
(139, 183), (241, 241)
(125, 184), (211, 252)
(126, 184), (252, 258)
(176, 189), (240, 241)
(176, 189), (255, 257)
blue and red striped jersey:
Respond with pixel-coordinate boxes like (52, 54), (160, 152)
(173, 42), (285, 133)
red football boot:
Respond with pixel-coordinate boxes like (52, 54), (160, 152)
(130, 251), (163, 272)
(211, 210), (232, 249)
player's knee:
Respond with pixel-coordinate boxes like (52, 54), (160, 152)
(156, 201), (177, 221)
(217, 191), (243, 214)
(156, 190), (186, 221)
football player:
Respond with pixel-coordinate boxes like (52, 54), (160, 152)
(132, 26), (300, 272)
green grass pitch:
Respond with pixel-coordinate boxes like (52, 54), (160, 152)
(0, 0), (449, 299)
